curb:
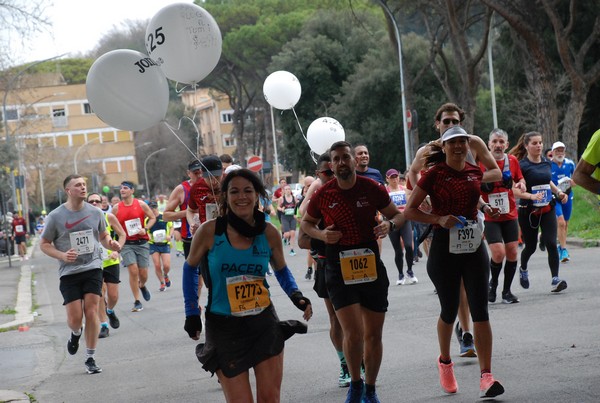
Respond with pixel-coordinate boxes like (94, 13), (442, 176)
(0, 238), (37, 331)
(0, 389), (30, 402)
(566, 237), (600, 248)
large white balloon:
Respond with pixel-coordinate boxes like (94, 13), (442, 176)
(263, 71), (302, 110)
(86, 49), (169, 131)
(146, 3), (222, 84)
(306, 117), (346, 154)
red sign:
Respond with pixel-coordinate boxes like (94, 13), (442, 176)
(406, 109), (412, 130)
(247, 155), (263, 172)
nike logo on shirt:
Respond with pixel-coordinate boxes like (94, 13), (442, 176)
(65, 215), (92, 229)
(328, 203), (338, 208)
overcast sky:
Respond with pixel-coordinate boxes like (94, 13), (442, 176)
(14, 0), (190, 64)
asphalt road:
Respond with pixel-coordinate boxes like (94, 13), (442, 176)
(1, 240), (599, 402)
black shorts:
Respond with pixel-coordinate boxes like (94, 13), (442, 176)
(14, 235), (26, 244)
(197, 304), (285, 378)
(59, 269), (103, 305)
(325, 243), (389, 313)
(102, 263), (120, 284)
(483, 219), (519, 245)
(313, 258), (329, 299)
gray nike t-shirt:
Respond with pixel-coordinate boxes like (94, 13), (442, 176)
(42, 203), (106, 277)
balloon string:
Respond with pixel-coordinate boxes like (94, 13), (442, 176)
(174, 81), (196, 94)
(162, 118), (219, 204)
(290, 107), (307, 143)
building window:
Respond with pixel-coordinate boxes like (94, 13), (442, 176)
(4, 108), (18, 121)
(52, 107), (67, 127)
(84, 103), (93, 114)
(220, 110), (233, 124)
(223, 134), (236, 147)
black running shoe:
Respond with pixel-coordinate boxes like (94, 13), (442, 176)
(132, 300), (143, 312)
(502, 291), (520, 304)
(67, 330), (82, 355)
(305, 267), (313, 280)
(99, 326), (109, 338)
(85, 357), (102, 374)
(140, 286), (151, 301)
(488, 282), (498, 303)
(106, 309), (120, 329)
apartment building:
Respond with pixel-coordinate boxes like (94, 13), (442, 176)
(180, 87), (237, 157)
(2, 73), (140, 210)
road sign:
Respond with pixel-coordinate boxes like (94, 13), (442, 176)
(247, 155), (263, 172)
(406, 109), (412, 130)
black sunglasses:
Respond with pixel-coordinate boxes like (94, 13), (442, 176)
(88, 199), (102, 204)
(442, 118), (460, 125)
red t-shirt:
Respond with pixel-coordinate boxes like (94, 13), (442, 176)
(418, 162), (482, 224)
(479, 154), (524, 222)
(116, 199), (149, 241)
(307, 176), (391, 246)
(12, 216), (27, 236)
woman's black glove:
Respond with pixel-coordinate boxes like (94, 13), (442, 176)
(184, 315), (202, 339)
(290, 291), (311, 311)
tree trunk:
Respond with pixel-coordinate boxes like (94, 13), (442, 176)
(562, 80), (589, 160)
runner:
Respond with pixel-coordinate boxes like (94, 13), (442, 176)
(301, 141), (404, 402)
(185, 168), (312, 402)
(276, 184), (298, 257)
(147, 201), (173, 292)
(404, 126), (505, 399)
(509, 131), (569, 293)
(573, 128), (600, 194)
(385, 168), (416, 285)
(40, 174), (121, 374)
(407, 103), (501, 359)
(11, 211), (28, 260)
(479, 129), (526, 304)
(550, 141), (576, 262)
(87, 193), (126, 338)
(112, 181), (156, 312)
(298, 154), (350, 387)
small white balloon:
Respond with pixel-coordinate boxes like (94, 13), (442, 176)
(146, 3), (222, 84)
(86, 49), (169, 131)
(263, 71), (302, 110)
(306, 117), (346, 155)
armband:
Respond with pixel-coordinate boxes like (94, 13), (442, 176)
(274, 265), (299, 297)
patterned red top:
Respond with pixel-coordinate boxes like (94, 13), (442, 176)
(418, 162), (483, 224)
(307, 176), (391, 246)
(189, 177), (220, 224)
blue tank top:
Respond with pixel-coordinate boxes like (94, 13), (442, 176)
(206, 217), (272, 316)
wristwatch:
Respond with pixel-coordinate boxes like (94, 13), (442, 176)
(389, 220), (396, 231)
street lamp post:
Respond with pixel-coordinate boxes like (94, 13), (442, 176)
(269, 106), (280, 185)
(74, 137), (100, 174)
(375, 1), (411, 169)
(144, 148), (167, 197)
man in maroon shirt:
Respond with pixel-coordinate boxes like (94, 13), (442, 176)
(301, 141), (404, 402)
(12, 211), (28, 260)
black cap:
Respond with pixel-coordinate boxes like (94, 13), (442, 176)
(201, 155), (223, 178)
(188, 160), (202, 171)
(148, 201), (158, 208)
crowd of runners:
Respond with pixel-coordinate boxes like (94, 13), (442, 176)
(36, 102), (600, 402)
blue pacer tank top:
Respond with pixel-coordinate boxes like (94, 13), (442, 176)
(206, 217), (273, 316)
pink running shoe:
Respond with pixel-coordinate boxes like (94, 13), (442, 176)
(480, 373), (504, 398)
(437, 356), (458, 394)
